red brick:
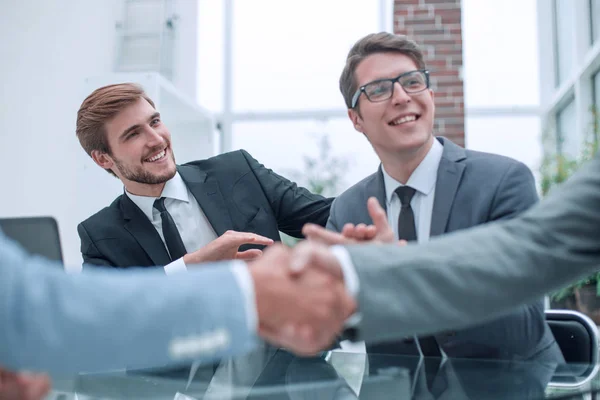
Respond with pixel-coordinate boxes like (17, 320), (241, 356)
(405, 28), (447, 36)
(433, 99), (461, 107)
(403, 16), (437, 25)
(435, 45), (462, 54)
(424, 0), (460, 5)
(419, 37), (463, 47)
(437, 9), (462, 24)
(425, 61), (449, 71)
(431, 71), (461, 78)
(413, 8), (433, 16)
(394, 0), (464, 145)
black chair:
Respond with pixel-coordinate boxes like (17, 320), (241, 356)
(0, 216), (64, 263)
(546, 309), (599, 387)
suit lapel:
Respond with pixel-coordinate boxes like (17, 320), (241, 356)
(178, 164), (234, 236)
(430, 138), (467, 237)
(121, 194), (172, 266)
(364, 166), (388, 222)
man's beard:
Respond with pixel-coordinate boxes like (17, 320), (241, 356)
(113, 153), (177, 185)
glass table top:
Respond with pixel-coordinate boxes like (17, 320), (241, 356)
(43, 348), (600, 399)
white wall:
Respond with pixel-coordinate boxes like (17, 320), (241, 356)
(0, 0), (121, 268)
(0, 0), (202, 269)
(172, 0), (199, 100)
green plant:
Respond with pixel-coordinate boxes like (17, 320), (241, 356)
(279, 132), (351, 246)
(286, 133), (350, 197)
(546, 106), (599, 302)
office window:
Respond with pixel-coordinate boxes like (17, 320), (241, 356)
(554, 0), (576, 85)
(594, 70), (600, 108)
(466, 116), (541, 174)
(232, 0), (379, 112)
(232, 118), (380, 194)
(592, 0), (600, 43)
(463, 0), (539, 107)
(557, 100), (580, 158)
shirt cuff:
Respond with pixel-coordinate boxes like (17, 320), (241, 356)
(330, 245), (359, 298)
(330, 245), (362, 329)
(230, 261), (258, 335)
(164, 257), (188, 275)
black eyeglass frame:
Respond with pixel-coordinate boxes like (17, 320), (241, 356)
(351, 69), (430, 109)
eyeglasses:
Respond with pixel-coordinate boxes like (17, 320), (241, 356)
(351, 69), (430, 108)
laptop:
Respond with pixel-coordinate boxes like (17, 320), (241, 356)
(0, 216), (64, 262)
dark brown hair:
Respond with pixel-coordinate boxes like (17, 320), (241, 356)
(339, 32), (426, 109)
(76, 83), (155, 176)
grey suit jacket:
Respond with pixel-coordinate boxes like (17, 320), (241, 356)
(346, 152), (600, 345)
(330, 137), (559, 361)
(0, 232), (255, 374)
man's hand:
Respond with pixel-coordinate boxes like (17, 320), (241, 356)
(184, 230), (274, 264)
(0, 367), (51, 400)
(303, 197), (403, 245)
(250, 244), (356, 355)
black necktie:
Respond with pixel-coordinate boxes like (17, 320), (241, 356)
(396, 186), (442, 359)
(395, 186), (417, 241)
(153, 197), (187, 261)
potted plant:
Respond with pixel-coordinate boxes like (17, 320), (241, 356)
(544, 106), (599, 322)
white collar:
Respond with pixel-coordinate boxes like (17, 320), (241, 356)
(125, 171), (189, 220)
(382, 138), (444, 204)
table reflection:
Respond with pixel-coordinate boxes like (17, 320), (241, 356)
(47, 350), (600, 399)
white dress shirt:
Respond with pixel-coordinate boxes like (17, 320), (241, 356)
(382, 138), (443, 243)
(125, 173), (257, 333)
(126, 172), (218, 273)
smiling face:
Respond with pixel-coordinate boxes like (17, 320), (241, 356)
(91, 97), (176, 196)
(349, 52), (435, 163)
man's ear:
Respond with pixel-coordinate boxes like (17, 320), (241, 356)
(348, 109), (364, 133)
(91, 150), (114, 171)
(427, 89), (435, 115)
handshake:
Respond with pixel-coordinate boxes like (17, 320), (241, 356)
(245, 198), (405, 355)
(182, 197), (402, 355)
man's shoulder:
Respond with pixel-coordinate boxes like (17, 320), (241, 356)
(439, 137), (527, 173)
(333, 172), (379, 206)
(78, 196), (125, 231)
(461, 148), (530, 177)
(181, 149), (252, 170)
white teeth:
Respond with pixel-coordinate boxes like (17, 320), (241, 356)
(146, 149), (166, 162)
(391, 115), (417, 125)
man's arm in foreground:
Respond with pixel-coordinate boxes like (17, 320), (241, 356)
(0, 234), (353, 373)
(1, 234), (255, 373)
(290, 154), (600, 346)
(0, 367), (50, 400)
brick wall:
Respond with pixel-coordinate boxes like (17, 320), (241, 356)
(394, 0), (465, 147)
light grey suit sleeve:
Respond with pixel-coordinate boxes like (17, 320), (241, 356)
(0, 234), (257, 373)
(346, 154), (600, 344)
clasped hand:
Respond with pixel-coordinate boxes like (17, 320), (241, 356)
(250, 197), (408, 355)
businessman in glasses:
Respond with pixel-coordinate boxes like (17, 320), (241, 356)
(303, 32), (563, 373)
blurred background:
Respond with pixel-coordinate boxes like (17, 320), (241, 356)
(0, 0), (598, 277)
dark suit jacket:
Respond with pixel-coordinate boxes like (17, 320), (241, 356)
(78, 149), (332, 268)
(328, 137), (563, 363)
